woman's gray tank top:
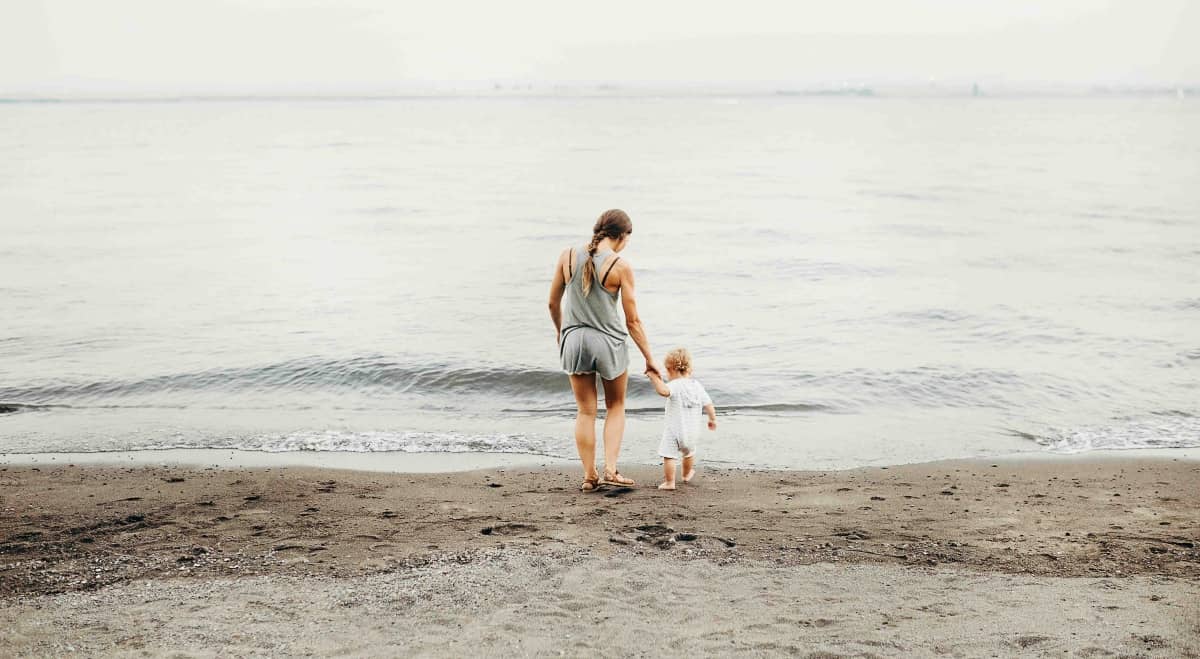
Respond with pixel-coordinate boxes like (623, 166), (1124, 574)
(560, 247), (628, 342)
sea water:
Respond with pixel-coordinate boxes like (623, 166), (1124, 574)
(2, 96), (1197, 469)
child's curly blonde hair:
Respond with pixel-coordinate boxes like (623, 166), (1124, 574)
(664, 347), (693, 375)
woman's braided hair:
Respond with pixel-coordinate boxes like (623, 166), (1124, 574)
(581, 209), (633, 297)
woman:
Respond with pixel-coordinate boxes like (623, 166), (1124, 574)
(548, 209), (661, 492)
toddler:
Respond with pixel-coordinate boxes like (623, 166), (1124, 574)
(646, 347), (717, 490)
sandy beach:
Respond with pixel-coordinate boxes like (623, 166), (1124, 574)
(2, 456), (1198, 657)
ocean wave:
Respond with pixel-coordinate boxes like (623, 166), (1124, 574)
(1029, 413), (1200, 453)
(0, 402), (62, 414)
(0, 357), (1098, 416)
(0, 355), (1165, 425)
(0, 356), (619, 404)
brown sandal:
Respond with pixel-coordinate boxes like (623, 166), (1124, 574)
(602, 471), (635, 487)
(580, 476), (601, 492)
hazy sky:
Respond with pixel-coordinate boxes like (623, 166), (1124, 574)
(2, 0), (1197, 93)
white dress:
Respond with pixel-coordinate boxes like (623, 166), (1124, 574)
(656, 377), (713, 460)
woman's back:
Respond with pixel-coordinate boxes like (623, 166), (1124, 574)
(560, 246), (627, 343)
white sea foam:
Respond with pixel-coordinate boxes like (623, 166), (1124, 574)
(215, 430), (568, 457)
(1039, 415), (1200, 453)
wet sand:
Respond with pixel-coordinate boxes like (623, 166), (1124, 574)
(2, 456), (1198, 656)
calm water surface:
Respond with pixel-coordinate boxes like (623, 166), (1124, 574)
(1, 97), (1197, 468)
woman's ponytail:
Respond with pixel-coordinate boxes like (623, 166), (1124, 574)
(580, 209), (633, 297)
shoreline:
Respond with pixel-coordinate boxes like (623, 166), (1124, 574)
(2, 446), (1197, 474)
(0, 448), (575, 473)
(3, 455), (1197, 656)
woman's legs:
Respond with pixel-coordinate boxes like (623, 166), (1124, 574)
(568, 374), (599, 481)
(600, 372), (630, 482)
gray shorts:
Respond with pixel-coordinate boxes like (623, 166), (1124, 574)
(560, 326), (629, 381)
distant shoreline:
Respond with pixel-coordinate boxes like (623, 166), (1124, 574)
(2, 85), (1197, 104)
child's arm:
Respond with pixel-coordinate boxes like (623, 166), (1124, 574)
(646, 370), (672, 397)
(700, 383), (716, 429)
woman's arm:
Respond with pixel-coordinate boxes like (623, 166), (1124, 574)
(617, 261), (661, 375)
(547, 249), (569, 343)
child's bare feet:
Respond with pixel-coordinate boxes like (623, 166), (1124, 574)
(658, 482), (676, 490)
(682, 469), (696, 483)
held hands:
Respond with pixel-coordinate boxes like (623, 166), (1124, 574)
(644, 362), (664, 379)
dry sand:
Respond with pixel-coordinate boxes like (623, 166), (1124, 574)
(2, 456), (1198, 657)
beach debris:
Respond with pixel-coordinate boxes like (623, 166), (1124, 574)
(1133, 634), (1167, 649)
(164, 477), (185, 483)
(833, 530), (870, 541)
(486, 483), (502, 488)
(635, 524), (673, 535)
(480, 523), (536, 536)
